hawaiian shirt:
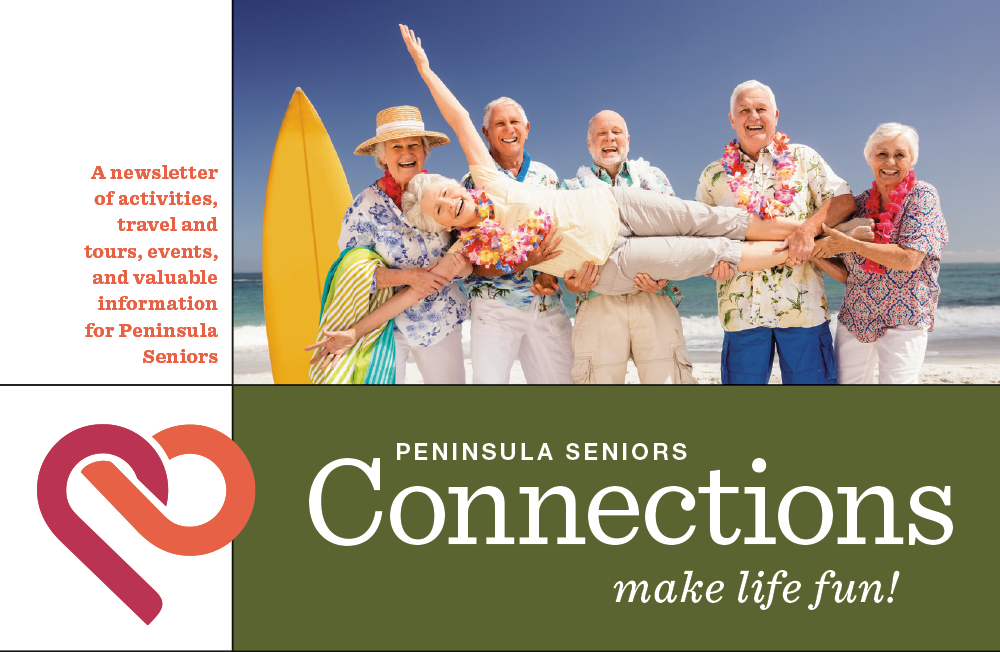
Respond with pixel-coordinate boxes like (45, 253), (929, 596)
(339, 184), (469, 348)
(561, 159), (683, 312)
(460, 150), (562, 312)
(839, 182), (948, 343)
(696, 142), (852, 331)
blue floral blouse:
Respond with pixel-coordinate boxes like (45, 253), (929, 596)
(338, 183), (468, 348)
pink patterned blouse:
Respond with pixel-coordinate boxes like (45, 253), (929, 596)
(838, 181), (948, 343)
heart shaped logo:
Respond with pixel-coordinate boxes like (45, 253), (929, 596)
(36, 424), (255, 624)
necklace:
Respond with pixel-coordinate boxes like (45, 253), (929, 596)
(378, 169), (427, 209)
(861, 171), (916, 274)
(457, 187), (553, 274)
(721, 131), (797, 220)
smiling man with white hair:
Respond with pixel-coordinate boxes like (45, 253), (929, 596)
(560, 109), (704, 384)
(696, 80), (859, 384)
(458, 96), (574, 384)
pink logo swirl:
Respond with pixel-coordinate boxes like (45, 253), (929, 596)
(36, 424), (254, 624)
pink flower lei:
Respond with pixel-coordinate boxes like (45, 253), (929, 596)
(861, 170), (916, 275)
(721, 131), (797, 220)
(457, 187), (553, 274)
(378, 168), (427, 209)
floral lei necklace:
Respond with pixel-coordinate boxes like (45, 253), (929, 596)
(378, 169), (427, 209)
(457, 187), (553, 274)
(722, 131), (797, 220)
(861, 170), (916, 274)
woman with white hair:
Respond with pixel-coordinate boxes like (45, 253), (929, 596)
(309, 105), (470, 384)
(306, 26), (820, 369)
(391, 25), (814, 280)
(812, 123), (949, 383)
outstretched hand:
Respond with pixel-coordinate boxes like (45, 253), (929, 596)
(305, 329), (358, 370)
(400, 24), (429, 71)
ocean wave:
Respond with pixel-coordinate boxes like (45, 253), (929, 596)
(234, 304), (1000, 358)
(676, 305), (1000, 350)
(680, 315), (725, 350)
(234, 325), (269, 352)
(233, 278), (262, 283)
(930, 305), (1000, 336)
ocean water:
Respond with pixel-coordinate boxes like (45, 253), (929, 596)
(235, 264), (1000, 369)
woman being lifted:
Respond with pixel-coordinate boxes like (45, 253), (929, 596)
(308, 25), (816, 369)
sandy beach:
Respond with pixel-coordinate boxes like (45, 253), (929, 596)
(234, 321), (1000, 385)
(236, 361), (1000, 385)
(235, 265), (1000, 385)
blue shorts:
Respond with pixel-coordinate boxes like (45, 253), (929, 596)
(721, 323), (837, 385)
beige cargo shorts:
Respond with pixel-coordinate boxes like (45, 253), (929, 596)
(571, 291), (696, 385)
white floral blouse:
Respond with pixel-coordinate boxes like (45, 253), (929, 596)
(696, 142), (851, 331)
(338, 184), (468, 348)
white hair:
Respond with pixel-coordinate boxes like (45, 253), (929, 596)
(400, 173), (459, 233)
(372, 136), (432, 171)
(482, 97), (528, 130)
(730, 80), (777, 115)
(864, 122), (919, 166)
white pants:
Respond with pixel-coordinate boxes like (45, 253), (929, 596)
(394, 326), (466, 384)
(470, 298), (574, 384)
(834, 321), (928, 384)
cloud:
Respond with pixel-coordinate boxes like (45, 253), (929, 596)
(941, 250), (1000, 263)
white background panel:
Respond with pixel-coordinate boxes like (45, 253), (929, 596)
(0, 1), (232, 383)
(0, 386), (233, 650)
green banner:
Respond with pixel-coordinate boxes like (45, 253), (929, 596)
(234, 386), (998, 650)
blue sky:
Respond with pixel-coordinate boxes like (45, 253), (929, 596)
(235, 0), (1000, 272)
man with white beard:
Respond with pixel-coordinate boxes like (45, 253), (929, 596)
(560, 110), (728, 384)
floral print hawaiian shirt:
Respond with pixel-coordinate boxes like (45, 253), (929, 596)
(561, 159), (684, 311)
(339, 184), (468, 348)
(839, 182), (948, 343)
(696, 142), (851, 331)
(461, 151), (562, 312)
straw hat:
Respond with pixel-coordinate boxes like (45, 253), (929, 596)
(354, 106), (450, 155)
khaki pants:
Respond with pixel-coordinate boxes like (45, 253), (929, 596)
(593, 187), (747, 295)
(571, 292), (696, 384)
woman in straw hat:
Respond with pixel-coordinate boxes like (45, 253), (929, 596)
(309, 105), (471, 384)
(307, 26), (830, 371)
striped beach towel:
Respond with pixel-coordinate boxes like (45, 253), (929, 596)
(308, 248), (396, 384)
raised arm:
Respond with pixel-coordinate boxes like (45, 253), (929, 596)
(400, 25), (492, 169)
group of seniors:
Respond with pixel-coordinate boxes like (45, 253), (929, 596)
(306, 25), (947, 385)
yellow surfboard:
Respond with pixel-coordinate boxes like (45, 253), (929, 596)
(263, 88), (352, 384)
